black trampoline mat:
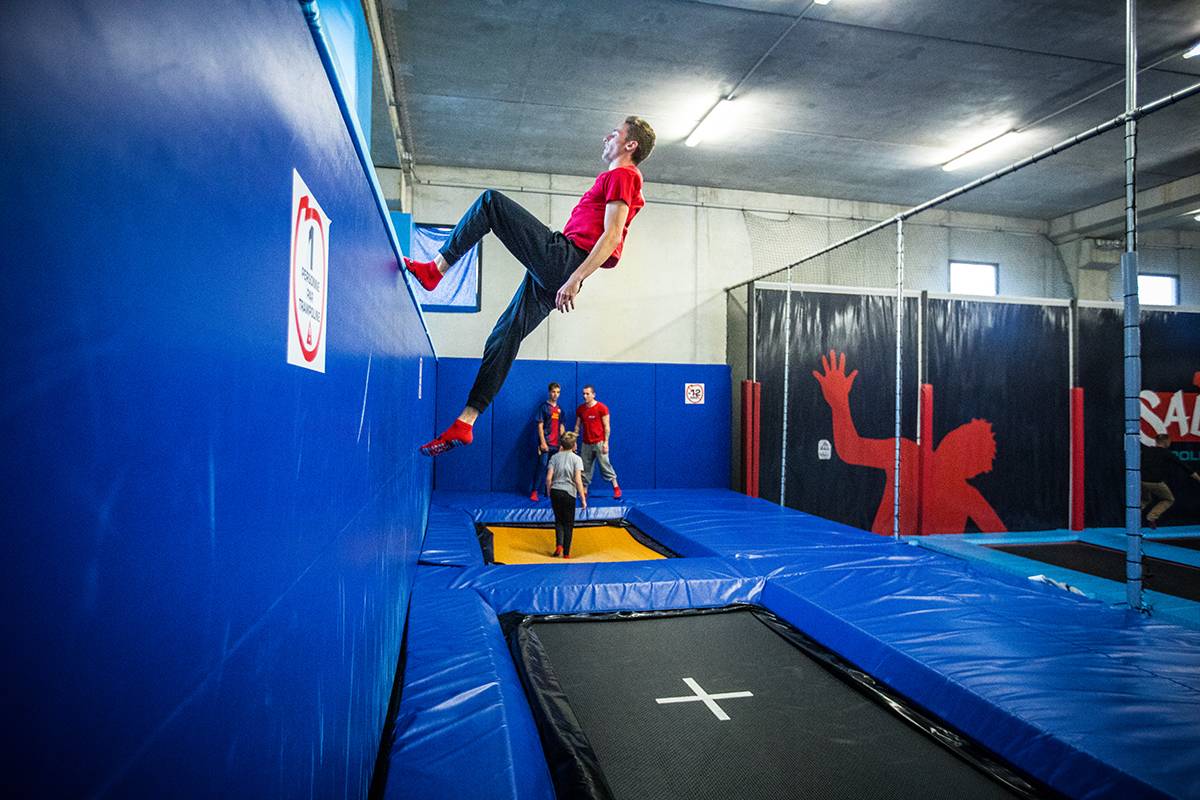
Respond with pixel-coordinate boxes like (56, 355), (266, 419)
(518, 609), (1034, 800)
(1152, 536), (1200, 552)
(988, 541), (1200, 602)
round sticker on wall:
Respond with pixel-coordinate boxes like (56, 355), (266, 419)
(287, 169), (331, 373)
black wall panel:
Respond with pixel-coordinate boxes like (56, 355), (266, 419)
(1080, 307), (1200, 526)
(925, 300), (1070, 532)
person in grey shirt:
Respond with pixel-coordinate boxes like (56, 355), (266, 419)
(546, 431), (587, 558)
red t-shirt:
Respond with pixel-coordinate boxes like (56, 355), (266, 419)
(576, 401), (610, 444)
(562, 165), (644, 268)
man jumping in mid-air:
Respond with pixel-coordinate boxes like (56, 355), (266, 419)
(404, 116), (656, 456)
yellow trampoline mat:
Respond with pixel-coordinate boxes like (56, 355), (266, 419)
(486, 523), (668, 564)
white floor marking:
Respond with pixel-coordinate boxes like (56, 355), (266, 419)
(654, 677), (754, 721)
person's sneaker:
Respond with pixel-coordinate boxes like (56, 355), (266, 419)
(530, 490), (539, 502)
(562, 552), (571, 559)
(1148, 518), (1158, 530)
(613, 485), (622, 500)
(402, 257), (444, 292)
(420, 419), (473, 457)
(551, 545), (563, 557)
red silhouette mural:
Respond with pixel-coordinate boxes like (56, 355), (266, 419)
(812, 350), (1006, 535)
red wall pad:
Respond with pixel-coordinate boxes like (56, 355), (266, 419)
(742, 380), (754, 495)
(918, 384), (934, 534)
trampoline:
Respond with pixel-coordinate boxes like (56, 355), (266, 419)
(476, 521), (677, 564)
(504, 606), (1048, 800)
(987, 541), (1200, 602)
(1151, 536), (1200, 552)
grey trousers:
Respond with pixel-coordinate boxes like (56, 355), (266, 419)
(580, 442), (618, 487)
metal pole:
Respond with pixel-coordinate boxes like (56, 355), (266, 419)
(779, 267), (793, 506)
(748, 282), (757, 383)
(892, 219), (904, 540)
(1122, 0), (1144, 611)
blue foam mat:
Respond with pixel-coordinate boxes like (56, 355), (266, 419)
(913, 529), (1200, 630)
(393, 491), (1200, 800)
(384, 568), (555, 800)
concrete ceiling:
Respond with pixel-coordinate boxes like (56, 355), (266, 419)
(377, 0), (1200, 227)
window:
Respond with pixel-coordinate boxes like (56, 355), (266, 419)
(410, 223), (482, 312)
(949, 261), (998, 296)
(1137, 274), (1179, 306)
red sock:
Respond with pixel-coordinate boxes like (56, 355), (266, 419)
(402, 257), (444, 291)
(420, 419), (473, 457)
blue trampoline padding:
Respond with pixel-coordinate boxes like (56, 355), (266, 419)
(433, 490), (631, 522)
(916, 534), (1200, 630)
(447, 557), (770, 615)
(431, 489), (881, 559)
(417, 506), (480, 567)
(396, 491), (1200, 800)
(759, 561), (1200, 800)
(384, 568), (554, 800)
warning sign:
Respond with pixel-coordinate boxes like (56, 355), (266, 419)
(685, 383), (705, 404)
(288, 170), (330, 372)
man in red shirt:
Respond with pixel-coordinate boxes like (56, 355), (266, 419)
(407, 116), (655, 456)
(574, 384), (621, 499)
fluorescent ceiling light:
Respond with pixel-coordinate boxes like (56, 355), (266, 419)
(1184, 41), (1200, 58)
(685, 98), (734, 148)
(1194, 214), (1200, 222)
(813, 0), (832, 5)
(941, 130), (1026, 172)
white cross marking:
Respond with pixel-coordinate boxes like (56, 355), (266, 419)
(654, 677), (753, 721)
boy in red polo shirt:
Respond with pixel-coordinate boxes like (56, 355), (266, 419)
(405, 117), (656, 457)
(529, 381), (565, 502)
(574, 384), (621, 499)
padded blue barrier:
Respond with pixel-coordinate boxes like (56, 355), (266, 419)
(384, 569), (555, 800)
(577, 361), (657, 489)
(434, 358), (493, 491)
(653, 364), (732, 489)
(490, 359), (578, 494)
(418, 506), (482, 567)
(433, 361), (731, 492)
(915, 530), (1200, 630)
(3, 1), (432, 796)
(761, 565), (1200, 799)
(392, 491), (1200, 800)
(448, 557), (769, 615)
(431, 489), (883, 563)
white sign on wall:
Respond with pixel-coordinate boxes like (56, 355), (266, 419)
(685, 383), (705, 404)
(287, 169), (331, 373)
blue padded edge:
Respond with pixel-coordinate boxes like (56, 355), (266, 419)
(396, 492), (1200, 800)
(759, 558), (1200, 800)
(432, 489), (883, 559)
(449, 556), (770, 616)
(417, 506), (481, 567)
(385, 567), (554, 800)
(915, 534), (1200, 630)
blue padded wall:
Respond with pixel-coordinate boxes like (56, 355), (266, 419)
(434, 358), (494, 491)
(491, 360), (578, 494)
(655, 364), (732, 488)
(577, 362), (657, 490)
(434, 361), (730, 492)
(1, 2), (433, 797)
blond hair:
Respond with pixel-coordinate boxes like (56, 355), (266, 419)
(560, 431), (578, 450)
